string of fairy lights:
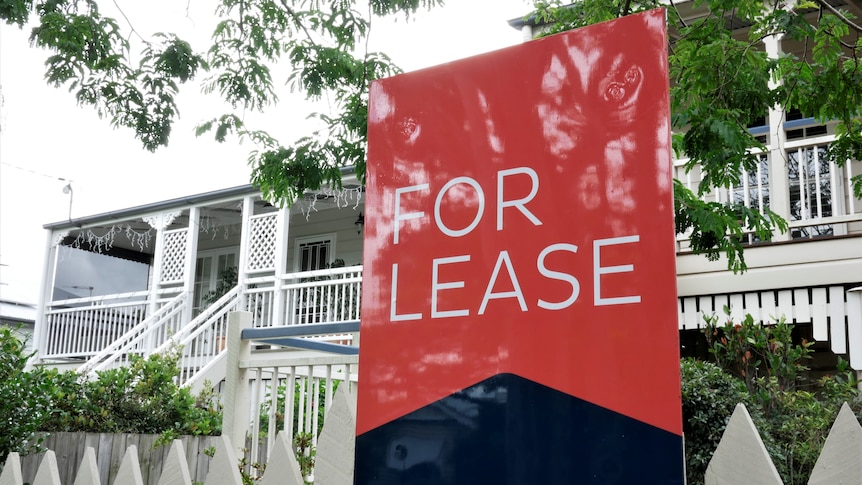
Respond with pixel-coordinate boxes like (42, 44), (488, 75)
(3, 159), (364, 255)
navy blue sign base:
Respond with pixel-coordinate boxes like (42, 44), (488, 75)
(355, 373), (683, 485)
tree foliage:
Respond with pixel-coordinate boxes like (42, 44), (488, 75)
(0, 331), (221, 459)
(3, 0), (861, 271)
(534, 0), (862, 271)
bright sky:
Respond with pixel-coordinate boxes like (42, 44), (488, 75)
(0, 0), (533, 303)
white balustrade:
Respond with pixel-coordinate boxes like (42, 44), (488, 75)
(673, 133), (862, 250)
(43, 291), (155, 360)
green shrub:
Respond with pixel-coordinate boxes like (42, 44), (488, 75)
(0, 326), (52, 460)
(703, 312), (812, 394)
(41, 346), (222, 440)
(680, 358), (749, 485)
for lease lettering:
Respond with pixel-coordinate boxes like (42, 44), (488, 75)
(389, 167), (642, 322)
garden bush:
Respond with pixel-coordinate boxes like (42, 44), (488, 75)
(0, 326), (52, 460)
(41, 346), (222, 441)
(680, 358), (750, 485)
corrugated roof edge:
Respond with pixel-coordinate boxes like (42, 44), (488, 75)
(44, 166), (357, 230)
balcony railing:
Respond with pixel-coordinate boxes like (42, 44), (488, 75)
(245, 266), (363, 329)
(674, 133), (862, 250)
(42, 289), (181, 361)
(41, 265), (363, 366)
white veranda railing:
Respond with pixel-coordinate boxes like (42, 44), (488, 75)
(43, 291), (153, 360)
(246, 265), (363, 328)
(673, 134), (862, 248)
(78, 291), (187, 375)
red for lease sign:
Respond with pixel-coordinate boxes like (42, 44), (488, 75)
(357, 9), (683, 484)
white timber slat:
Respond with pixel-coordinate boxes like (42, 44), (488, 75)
(33, 450), (61, 485)
(204, 436), (243, 485)
(258, 433), (304, 485)
(114, 445), (144, 485)
(682, 297), (700, 329)
(73, 448), (100, 485)
(777, 290), (793, 324)
(744, 293), (761, 322)
(677, 299), (685, 329)
(699, 296), (716, 322)
(760, 290), (777, 324)
(729, 294), (745, 323)
(808, 403), (862, 485)
(793, 289), (811, 323)
(158, 440), (192, 485)
(314, 386), (357, 485)
(846, 292), (862, 370)
(704, 404), (782, 485)
(812, 288), (830, 342)
(830, 286), (847, 354)
(0, 452), (22, 485)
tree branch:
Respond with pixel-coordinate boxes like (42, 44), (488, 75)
(620, 0), (633, 17)
(111, 0), (146, 43)
(279, 0), (318, 45)
(814, 0), (862, 35)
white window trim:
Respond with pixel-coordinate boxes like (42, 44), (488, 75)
(293, 233), (337, 272)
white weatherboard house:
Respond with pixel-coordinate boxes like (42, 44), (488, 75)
(32, 2), (862, 390)
(35, 178), (366, 389)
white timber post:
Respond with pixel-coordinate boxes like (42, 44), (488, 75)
(237, 197), (253, 312)
(271, 204), (291, 327)
(222, 311), (253, 457)
(32, 229), (62, 366)
(848, 286), (862, 390)
(182, 206), (201, 327)
(145, 212), (169, 317)
(143, 210), (183, 352)
(764, 33), (792, 242)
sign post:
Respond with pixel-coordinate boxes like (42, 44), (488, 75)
(357, 9), (684, 484)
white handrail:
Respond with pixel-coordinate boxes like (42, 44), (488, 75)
(78, 292), (187, 375)
(155, 285), (242, 387)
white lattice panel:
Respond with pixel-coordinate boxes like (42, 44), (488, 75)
(161, 229), (188, 283)
(248, 214), (278, 272)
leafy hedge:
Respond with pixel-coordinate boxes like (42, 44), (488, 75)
(0, 326), (53, 459)
(40, 346), (222, 440)
(0, 329), (221, 461)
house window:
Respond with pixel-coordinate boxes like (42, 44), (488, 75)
(295, 234), (336, 272)
(193, 248), (238, 313)
(788, 144), (837, 238)
(722, 155), (770, 244)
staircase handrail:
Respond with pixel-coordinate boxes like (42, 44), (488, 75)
(152, 285), (242, 387)
(78, 292), (187, 376)
(153, 285), (241, 353)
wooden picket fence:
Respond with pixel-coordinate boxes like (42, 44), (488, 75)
(14, 433), (220, 485)
(706, 402), (862, 484)
(2, 397), (860, 484)
(0, 386), (356, 485)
